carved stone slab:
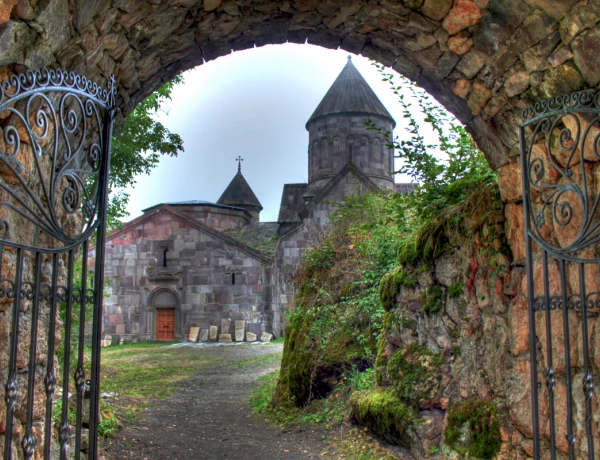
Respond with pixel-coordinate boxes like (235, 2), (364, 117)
(235, 320), (245, 342)
(188, 327), (200, 342)
(199, 329), (209, 342)
(209, 325), (218, 341)
(221, 318), (231, 335)
(219, 334), (232, 343)
(246, 332), (257, 342)
(260, 332), (273, 343)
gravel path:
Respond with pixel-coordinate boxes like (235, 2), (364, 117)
(100, 343), (327, 459)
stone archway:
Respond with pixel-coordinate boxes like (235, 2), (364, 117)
(147, 287), (182, 340)
(1, 0), (598, 173)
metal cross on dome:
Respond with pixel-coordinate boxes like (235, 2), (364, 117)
(236, 156), (243, 172)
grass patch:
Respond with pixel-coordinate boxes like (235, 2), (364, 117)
(235, 351), (282, 369)
(100, 342), (216, 418)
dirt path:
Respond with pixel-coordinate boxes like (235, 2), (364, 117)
(100, 343), (327, 459)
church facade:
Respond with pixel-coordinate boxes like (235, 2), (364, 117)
(101, 58), (414, 343)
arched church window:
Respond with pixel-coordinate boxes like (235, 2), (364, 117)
(346, 135), (355, 165)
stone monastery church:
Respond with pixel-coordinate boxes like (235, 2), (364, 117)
(102, 57), (414, 343)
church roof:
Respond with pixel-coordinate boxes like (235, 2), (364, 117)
(306, 56), (395, 128)
(217, 170), (263, 211)
(142, 200), (248, 214)
(277, 183), (308, 223)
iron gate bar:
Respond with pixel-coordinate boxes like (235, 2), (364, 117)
(4, 248), (24, 460)
(59, 249), (75, 460)
(578, 262), (595, 458)
(559, 258), (575, 460)
(23, 251), (42, 460)
(542, 249), (557, 459)
(0, 68), (116, 459)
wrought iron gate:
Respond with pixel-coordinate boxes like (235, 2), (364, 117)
(0, 69), (116, 459)
(520, 90), (600, 459)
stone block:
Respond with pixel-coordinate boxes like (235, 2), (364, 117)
(199, 329), (209, 342)
(209, 325), (218, 341)
(260, 332), (273, 343)
(188, 327), (200, 342)
(246, 332), (257, 342)
(235, 320), (245, 342)
(219, 334), (232, 343)
(221, 318), (231, 334)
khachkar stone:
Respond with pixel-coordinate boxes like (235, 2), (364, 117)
(209, 325), (218, 341)
(221, 318), (231, 335)
(260, 332), (273, 342)
(246, 332), (257, 342)
(219, 334), (232, 343)
(235, 320), (245, 342)
(188, 327), (200, 342)
(199, 329), (209, 342)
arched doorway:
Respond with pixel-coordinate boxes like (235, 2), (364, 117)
(149, 289), (181, 340)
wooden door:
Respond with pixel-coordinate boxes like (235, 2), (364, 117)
(156, 308), (175, 340)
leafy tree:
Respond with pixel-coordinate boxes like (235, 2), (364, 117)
(107, 76), (184, 229)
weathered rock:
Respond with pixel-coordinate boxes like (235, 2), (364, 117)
(36, 0), (71, 54)
(199, 328), (209, 342)
(246, 332), (257, 342)
(453, 78), (471, 98)
(219, 333), (232, 342)
(420, 0), (452, 21)
(260, 332), (273, 342)
(235, 320), (245, 341)
(0, 21), (36, 66)
(571, 27), (600, 86)
(0, 0), (18, 24)
(447, 31), (473, 55)
(456, 48), (486, 79)
(188, 327), (200, 342)
(497, 160), (522, 203)
(524, 0), (578, 20)
(442, 0), (482, 35)
(504, 71), (530, 97)
(467, 80), (492, 115)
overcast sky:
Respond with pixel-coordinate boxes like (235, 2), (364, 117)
(120, 43), (440, 222)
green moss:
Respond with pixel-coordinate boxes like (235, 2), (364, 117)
(350, 388), (414, 446)
(387, 343), (443, 407)
(420, 285), (444, 314)
(445, 398), (502, 459)
(448, 282), (463, 299)
(397, 238), (420, 266)
(379, 267), (416, 310)
(374, 332), (388, 386)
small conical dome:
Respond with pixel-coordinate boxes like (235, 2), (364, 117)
(217, 169), (263, 221)
(306, 56), (395, 128)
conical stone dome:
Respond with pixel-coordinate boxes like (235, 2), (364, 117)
(217, 169), (263, 221)
(306, 56), (395, 128)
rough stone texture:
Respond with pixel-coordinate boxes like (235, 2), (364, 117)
(219, 333), (232, 343)
(0, 0), (596, 176)
(188, 327), (200, 342)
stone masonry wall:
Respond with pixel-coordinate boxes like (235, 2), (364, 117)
(307, 113), (395, 191)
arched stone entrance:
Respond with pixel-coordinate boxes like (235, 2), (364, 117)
(147, 287), (182, 340)
(1, 0), (599, 174)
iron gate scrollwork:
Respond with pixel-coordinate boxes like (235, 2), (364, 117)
(0, 69), (116, 459)
(520, 90), (600, 459)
